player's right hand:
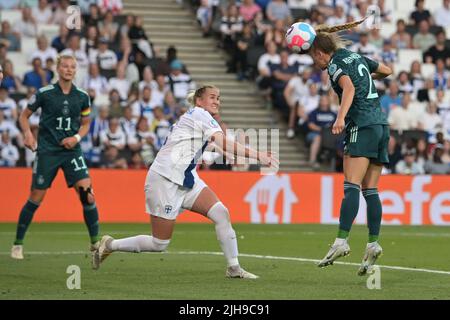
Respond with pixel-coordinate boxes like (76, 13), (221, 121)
(24, 132), (37, 152)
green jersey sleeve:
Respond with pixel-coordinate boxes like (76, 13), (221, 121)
(79, 89), (91, 117)
(328, 59), (349, 85)
(27, 91), (42, 112)
(363, 56), (379, 73)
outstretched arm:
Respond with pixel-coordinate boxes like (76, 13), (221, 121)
(19, 108), (37, 151)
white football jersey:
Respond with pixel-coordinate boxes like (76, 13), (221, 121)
(150, 107), (223, 188)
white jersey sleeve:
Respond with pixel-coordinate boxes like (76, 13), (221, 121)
(150, 107), (223, 188)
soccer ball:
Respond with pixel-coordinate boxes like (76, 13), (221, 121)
(285, 22), (316, 53)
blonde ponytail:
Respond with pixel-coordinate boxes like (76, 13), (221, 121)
(186, 90), (196, 107)
(315, 17), (368, 34)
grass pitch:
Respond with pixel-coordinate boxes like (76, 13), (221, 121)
(1, 223), (449, 300)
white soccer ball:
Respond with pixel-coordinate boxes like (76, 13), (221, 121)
(285, 22), (317, 53)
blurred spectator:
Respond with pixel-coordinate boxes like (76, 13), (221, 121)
(409, 60), (426, 99)
(0, 86), (17, 123)
(395, 149), (425, 174)
(442, 140), (450, 164)
(368, 29), (384, 51)
(239, 0), (262, 23)
(437, 90), (450, 116)
(61, 34), (89, 68)
(434, 0), (450, 28)
(284, 68), (313, 138)
(131, 86), (160, 123)
(0, 131), (19, 167)
(156, 46), (189, 76)
(0, 44), (8, 66)
(388, 93), (422, 131)
(139, 66), (158, 93)
(0, 110), (20, 141)
(197, 0), (213, 37)
(233, 23), (256, 80)
(108, 89), (126, 118)
(0, 21), (21, 52)
(83, 63), (109, 96)
(256, 41), (279, 99)
(350, 32), (380, 60)
(29, 35), (58, 66)
(78, 0), (98, 15)
(97, 0), (123, 15)
(128, 16), (154, 59)
(378, 0), (393, 22)
(422, 102), (443, 142)
(380, 81), (402, 116)
(52, 0), (70, 25)
(270, 49), (298, 119)
(84, 3), (103, 27)
(424, 144), (450, 174)
(119, 106), (137, 142)
(266, 0), (292, 25)
(90, 104), (110, 154)
(398, 71), (414, 95)
(51, 24), (70, 53)
(100, 145), (128, 169)
(108, 63), (130, 101)
(413, 20), (436, 52)
(100, 116), (126, 150)
(133, 116), (156, 166)
(296, 82), (320, 128)
(129, 152), (146, 169)
(33, 0), (53, 25)
(410, 0), (431, 26)
(98, 10), (119, 42)
(326, 4), (346, 26)
(424, 30), (450, 66)
(220, 4), (243, 53)
(264, 19), (287, 51)
(1, 60), (21, 93)
(306, 95), (336, 169)
(416, 137), (429, 167)
(165, 59), (195, 104)
(13, 7), (37, 38)
(380, 39), (397, 68)
(150, 106), (171, 150)
(433, 59), (450, 90)
(120, 15), (135, 39)
(312, 0), (334, 17)
(94, 37), (118, 72)
(81, 25), (99, 63)
(390, 19), (412, 50)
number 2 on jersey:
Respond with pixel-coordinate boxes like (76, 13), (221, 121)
(358, 64), (378, 99)
(56, 117), (71, 131)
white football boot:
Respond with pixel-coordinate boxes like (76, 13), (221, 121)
(90, 241), (100, 269)
(318, 240), (351, 268)
(226, 265), (259, 279)
(11, 245), (24, 260)
(357, 242), (383, 276)
(93, 235), (114, 270)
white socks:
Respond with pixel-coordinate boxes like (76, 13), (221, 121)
(207, 202), (239, 267)
(110, 235), (170, 253)
(333, 238), (347, 246)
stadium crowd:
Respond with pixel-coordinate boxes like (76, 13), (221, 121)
(0, 0), (449, 174)
(190, 0), (450, 174)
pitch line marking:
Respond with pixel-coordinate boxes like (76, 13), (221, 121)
(1, 250), (450, 276)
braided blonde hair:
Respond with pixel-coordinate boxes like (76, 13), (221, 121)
(312, 17), (368, 54)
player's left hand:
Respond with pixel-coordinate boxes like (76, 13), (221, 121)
(61, 136), (78, 149)
(332, 118), (345, 135)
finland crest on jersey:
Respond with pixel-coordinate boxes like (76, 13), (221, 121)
(150, 107), (223, 188)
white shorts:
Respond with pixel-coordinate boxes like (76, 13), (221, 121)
(144, 169), (207, 220)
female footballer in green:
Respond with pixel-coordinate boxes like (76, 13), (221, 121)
(11, 55), (101, 268)
(308, 21), (393, 275)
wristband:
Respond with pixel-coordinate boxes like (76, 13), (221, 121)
(74, 134), (81, 142)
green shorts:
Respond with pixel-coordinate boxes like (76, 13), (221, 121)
(32, 149), (90, 190)
(344, 124), (390, 164)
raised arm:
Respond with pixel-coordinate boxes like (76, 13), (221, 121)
(371, 62), (393, 80)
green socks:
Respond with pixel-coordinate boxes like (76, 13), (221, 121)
(363, 188), (382, 243)
(337, 181), (361, 239)
(83, 203), (100, 244)
(14, 200), (40, 245)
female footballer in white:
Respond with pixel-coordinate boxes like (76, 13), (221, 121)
(94, 85), (277, 278)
